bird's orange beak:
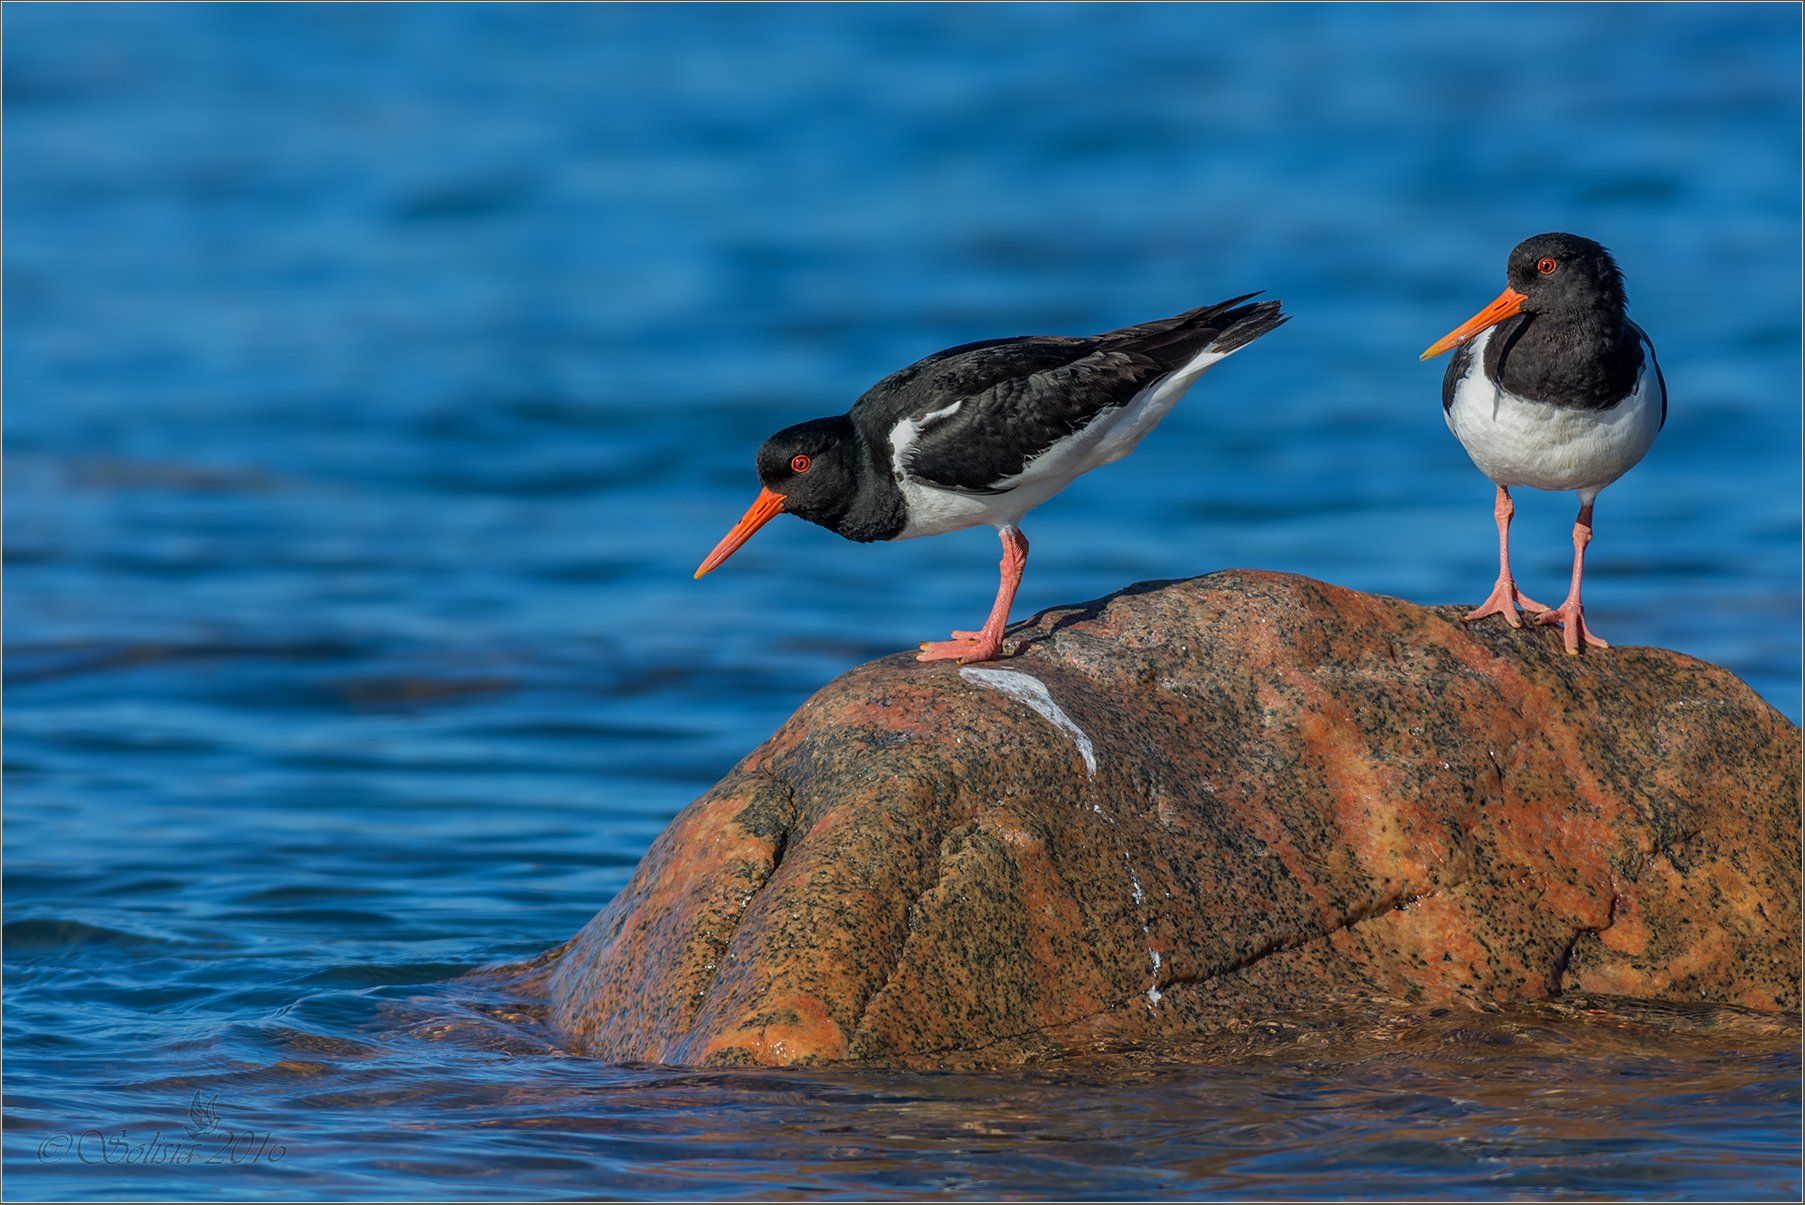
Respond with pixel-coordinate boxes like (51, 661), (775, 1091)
(1420, 287), (1528, 360)
(694, 487), (785, 579)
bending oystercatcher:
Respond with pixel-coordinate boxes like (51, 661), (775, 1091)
(696, 295), (1288, 663)
(1422, 232), (1665, 654)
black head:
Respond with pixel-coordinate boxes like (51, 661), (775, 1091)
(752, 416), (858, 525)
(1422, 231), (1628, 360)
(1503, 232), (1626, 317)
(694, 416), (858, 578)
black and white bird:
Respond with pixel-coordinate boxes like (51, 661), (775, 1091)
(695, 295), (1288, 663)
(1422, 232), (1664, 655)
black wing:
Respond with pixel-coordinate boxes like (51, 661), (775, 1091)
(1628, 320), (1667, 431)
(865, 297), (1286, 494)
(1442, 339), (1476, 412)
(901, 346), (1171, 493)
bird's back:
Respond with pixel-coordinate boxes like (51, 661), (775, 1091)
(862, 297), (1287, 523)
(852, 297), (1287, 449)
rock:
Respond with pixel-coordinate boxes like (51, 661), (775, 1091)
(544, 571), (1801, 1067)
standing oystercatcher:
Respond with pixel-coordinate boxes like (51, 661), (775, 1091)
(1421, 232), (1665, 654)
(695, 295), (1288, 663)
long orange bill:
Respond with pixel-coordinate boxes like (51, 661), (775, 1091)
(1420, 287), (1528, 360)
(694, 487), (785, 579)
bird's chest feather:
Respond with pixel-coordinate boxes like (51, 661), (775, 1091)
(1444, 328), (1661, 494)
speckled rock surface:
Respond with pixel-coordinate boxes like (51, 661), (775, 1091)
(545, 571), (1801, 1068)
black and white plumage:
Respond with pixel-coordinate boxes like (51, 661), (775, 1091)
(1441, 319), (1664, 497)
(881, 296), (1288, 538)
(1422, 232), (1664, 654)
(696, 295), (1288, 663)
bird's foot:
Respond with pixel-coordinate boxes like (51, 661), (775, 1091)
(1462, 577), (1550, 629)
(1533, 598), (1608, 655)
(917, 632), (1004, 664)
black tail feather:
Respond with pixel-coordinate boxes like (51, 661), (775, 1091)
(1101, 295), (1289, 369)
(1204, 298), (1290, 356)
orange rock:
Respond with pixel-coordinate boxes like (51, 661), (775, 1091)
(545, 571), (1801, 1067)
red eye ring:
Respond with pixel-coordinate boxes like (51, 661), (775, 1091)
(790, 454), (812, 474)
(1537, 257), (1558, 275)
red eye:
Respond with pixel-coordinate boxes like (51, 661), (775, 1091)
(1537, 257), (1558, 275)
(790, 454), (812, 474)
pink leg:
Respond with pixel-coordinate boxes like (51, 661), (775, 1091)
(1463, 485), (1549, 627)
(918, 527), (1028, 664)
(1535, 499), (1609, 655)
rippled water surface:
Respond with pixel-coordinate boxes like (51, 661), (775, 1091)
(6, 4), (1800, 1199)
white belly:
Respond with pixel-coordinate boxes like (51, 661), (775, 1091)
(892, 467), (1070, 538)
(1445, 327), (1661, 498)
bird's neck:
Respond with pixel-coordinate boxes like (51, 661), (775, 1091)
(838, 436), (909, 542)
(797, 426), (905, 543)
(1491, 305), (1640, 410)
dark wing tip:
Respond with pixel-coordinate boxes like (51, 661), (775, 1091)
(1203, 297), (1290, 355)
(1095, 293), (1290, 366)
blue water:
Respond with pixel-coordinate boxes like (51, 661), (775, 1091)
(5, 4), (1800, 1199)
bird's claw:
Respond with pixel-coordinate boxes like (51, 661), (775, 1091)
(1533, 599), (1608, 655)
(917, 634), (1003, 664)
(1462, 577), (1550, 628)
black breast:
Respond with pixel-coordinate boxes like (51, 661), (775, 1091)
(1486, 312), (1644, 411)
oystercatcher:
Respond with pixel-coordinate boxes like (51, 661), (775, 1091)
(695, 295), (1288, 663)
(1422, 232), (1665, 654)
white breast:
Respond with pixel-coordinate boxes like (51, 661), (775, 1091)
(889, 342), (1233, 539)
(1444, 326), (1662, 500)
